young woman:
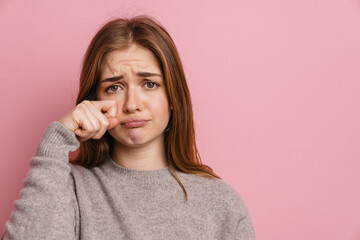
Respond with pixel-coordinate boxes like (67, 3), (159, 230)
(3, 16), (256, 239)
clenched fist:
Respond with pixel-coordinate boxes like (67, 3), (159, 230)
(59, 100), (119, 142)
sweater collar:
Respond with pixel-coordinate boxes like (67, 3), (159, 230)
(101, 156), (174, 184)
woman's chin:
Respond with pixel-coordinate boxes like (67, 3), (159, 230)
(110, 129), (147, 148)
(126, 129), (145, 144)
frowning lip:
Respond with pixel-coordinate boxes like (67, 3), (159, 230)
(120, 117), (149, 127)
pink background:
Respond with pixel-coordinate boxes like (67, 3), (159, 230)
(1, 0), (360, 239)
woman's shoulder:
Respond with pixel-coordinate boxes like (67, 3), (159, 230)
(177, 171), (249, 216)
(177, 170), (241, 195)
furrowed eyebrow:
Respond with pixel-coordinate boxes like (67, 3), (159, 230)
(137, 72), (162, 78)
(100, 72), (162, 83)
(100, 76), (124, 83)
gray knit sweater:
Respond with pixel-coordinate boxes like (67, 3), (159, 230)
(3, 122), (256, 239)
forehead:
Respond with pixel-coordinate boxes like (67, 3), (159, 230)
(101, 44), (161, 75)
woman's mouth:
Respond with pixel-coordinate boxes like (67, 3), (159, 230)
(121, 118), (149, 128)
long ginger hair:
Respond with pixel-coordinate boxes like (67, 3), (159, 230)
(70, 15), (221, 201)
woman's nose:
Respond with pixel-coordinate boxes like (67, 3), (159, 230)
(122, 87), (142, 113)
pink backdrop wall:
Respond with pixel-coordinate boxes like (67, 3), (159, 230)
(1, 0), (360, 239)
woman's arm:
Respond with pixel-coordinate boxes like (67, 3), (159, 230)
(235, 212), (257, 240)
(3, 122), (80, 239)
(3, 100), (118, 239)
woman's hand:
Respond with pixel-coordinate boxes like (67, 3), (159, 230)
(59, 100), (119, 142)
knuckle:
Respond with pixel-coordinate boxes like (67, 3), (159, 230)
(93, 131), (105, 140)
(87, 125), (94, 132)
(80, 100), (91, 108)
(94, 122), (101, 131)
(78, 103), (87, 110)
(73, 107), (82, 115)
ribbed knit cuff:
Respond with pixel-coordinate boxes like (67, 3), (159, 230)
(34, 121), (80, 159)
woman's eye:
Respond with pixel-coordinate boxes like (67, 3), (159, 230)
(106, 85), (121, 93)
(144, 82), (158, 89)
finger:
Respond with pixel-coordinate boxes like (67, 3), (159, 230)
(73, 111), (96, 141)
(85, 101), (117, 138)
(92, 100), (118, 117)
(75, 128), (93, 142)
(80, 103), (101, 139)
(107, 116), (120, 130)
(85, 101), (110, 130)
(93, 100), (119, 129)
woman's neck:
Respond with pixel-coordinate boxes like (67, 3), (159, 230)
(111, 137), (168, 170)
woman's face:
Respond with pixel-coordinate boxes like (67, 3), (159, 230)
(96, 44), (171, 148)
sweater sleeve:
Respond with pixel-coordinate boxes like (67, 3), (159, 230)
(235, 211), (257, 240)
(3, 121), (80, 240)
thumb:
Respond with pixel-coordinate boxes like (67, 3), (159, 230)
(107, 116), (119, 130)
